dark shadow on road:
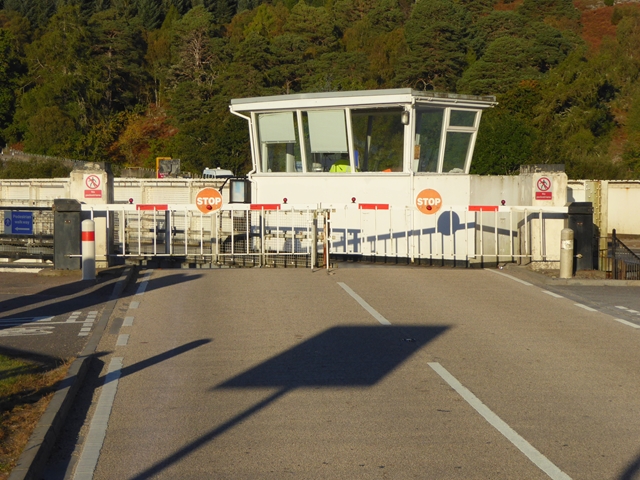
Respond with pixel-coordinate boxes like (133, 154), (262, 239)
(0, 272), (202, 329)
(0, 344), (62, 367)
(619, 450), (640, 480)
(128, 325), (447, 480)
(44, 339), (212, 480)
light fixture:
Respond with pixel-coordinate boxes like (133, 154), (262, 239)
(401, 110), (410, 125)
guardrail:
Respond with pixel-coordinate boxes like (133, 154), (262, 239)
(81, 204), (568, 268)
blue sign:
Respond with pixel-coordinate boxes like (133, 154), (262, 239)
(10, 211), (33, 235)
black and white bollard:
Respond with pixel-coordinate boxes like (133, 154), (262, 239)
(82, 219), (96, 281)
(560, 228), (574, 279)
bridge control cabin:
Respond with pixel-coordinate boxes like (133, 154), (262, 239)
(230, 89), (567, 265)
(229, 88), (498, 208)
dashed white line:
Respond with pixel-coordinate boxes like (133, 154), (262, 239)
(542, 290), (564, 299)
(574, 303), (597, 312)
(135, 270), (153, 296)
(484, 269), (533, 286)
(614, 318), (640, 329)
(116, 334), (129, 346)
(73, 357), (123, 480)
(428, 362), (571, 480)
(616, 306), (629, 310)
(123, 316), (134, 327)
(129, 301), (140, 310)
(337, 282), (391, 325)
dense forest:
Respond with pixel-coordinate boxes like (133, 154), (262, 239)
(1, 0), (640, 179)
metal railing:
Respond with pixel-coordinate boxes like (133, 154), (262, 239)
(0, 206), (54, 260)
(611, 229), (640, 280)
(82, 204), (568, 268)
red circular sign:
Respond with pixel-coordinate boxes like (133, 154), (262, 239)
(85, 175), (101, 189)
(416, 189), (442, 215)
(195, 188), (223, 214)
(537, 177), (551, 192)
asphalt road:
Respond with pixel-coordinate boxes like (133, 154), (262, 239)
(0, 269), (126, 364)
(59, 266), (640, 479)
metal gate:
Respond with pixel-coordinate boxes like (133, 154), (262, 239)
(81, 204), (569, 268)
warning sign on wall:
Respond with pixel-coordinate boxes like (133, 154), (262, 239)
(535, 176), (552, 201)
(84, 174), (103, 199)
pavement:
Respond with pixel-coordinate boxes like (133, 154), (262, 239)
(28, 263), (640, 480)
(5, 262), (640, 480)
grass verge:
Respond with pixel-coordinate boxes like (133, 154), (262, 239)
(0, 355), (71, 479)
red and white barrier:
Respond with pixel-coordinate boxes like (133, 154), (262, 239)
(82, 219), (96, 281)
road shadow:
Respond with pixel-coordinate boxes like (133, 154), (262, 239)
(128, 325), (448, 480)
(0, 272), (202, 329)
(44, 339), (212, 480)
(619, 450), (640, 480)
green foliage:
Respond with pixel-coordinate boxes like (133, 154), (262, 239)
(398, 0), (471, 90)
(0, 158), (72, 178)
(0, 0), (639, 178)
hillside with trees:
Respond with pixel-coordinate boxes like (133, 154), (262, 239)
(1, 0), (640, 179)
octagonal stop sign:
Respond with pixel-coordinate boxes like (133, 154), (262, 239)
(196, 188), (223, 214)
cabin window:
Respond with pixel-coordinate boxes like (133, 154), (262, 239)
(351, 108), (404, 172)
(257, 112), (302, 173)
(414, 107), (444, 173)
(413, 107), (479, 174)
(301, 110), (350, 172)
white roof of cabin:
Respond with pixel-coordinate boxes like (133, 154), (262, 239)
(230, 88), (496, 112)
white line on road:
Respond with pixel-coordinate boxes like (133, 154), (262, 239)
(484, 269), (533, 286)
(129, 301), (140, 310)
(135, 271), (153, 296)
(123, 316), (134, 327)
(116, 334), (129, 346)
(74, 357), (123, 480)
(542, 290), (564, 299)
(574, 303), (597, 312)
(337, 282), (391, 326)
(428, 362), (571, 480)
(613, 318), (640, 329)
(616, 306), (629, 310)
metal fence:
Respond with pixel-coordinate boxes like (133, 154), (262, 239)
(82, 204), (568, 268)
(611, 229), (640, 280)
(95, 205), (322, 268)
(0, 206), (54, 260)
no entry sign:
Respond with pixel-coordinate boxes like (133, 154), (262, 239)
(536, 176), (552, 200)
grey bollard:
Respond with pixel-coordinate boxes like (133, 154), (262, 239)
(560, 228), (574, 279)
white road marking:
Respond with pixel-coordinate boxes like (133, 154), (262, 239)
(80, 328), (91, 333)
(135, 272), (152, 296)
(337, 282), (391, 325)
(0, 327), (54, 336)
(428, 362), (571, 480)
(74, 357), (123, 480)
(574, 303), (597, 312)
(484, 269), (533, 286)
(116, 334), (129, 346)
(616, 306), (629, 310)
(0, 316), (53, 326)
(542, 290), (564, 299)
(123, 316), (134, 327)
(613, 318), (640, 329)
(129, 301), (140, 309)
(627, 309), (639, 314)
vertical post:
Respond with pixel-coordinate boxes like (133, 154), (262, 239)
(311, 211), (318, 269)
(560, 228), (574, 279)
(82, 219), (96, 281)
(612, 228), (618, 280)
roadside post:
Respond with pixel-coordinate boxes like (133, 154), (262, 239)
(82, 219), (96, 281)
(560, 228), (574, 279)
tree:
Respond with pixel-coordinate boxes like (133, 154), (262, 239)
(397, 0), (471, 91)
